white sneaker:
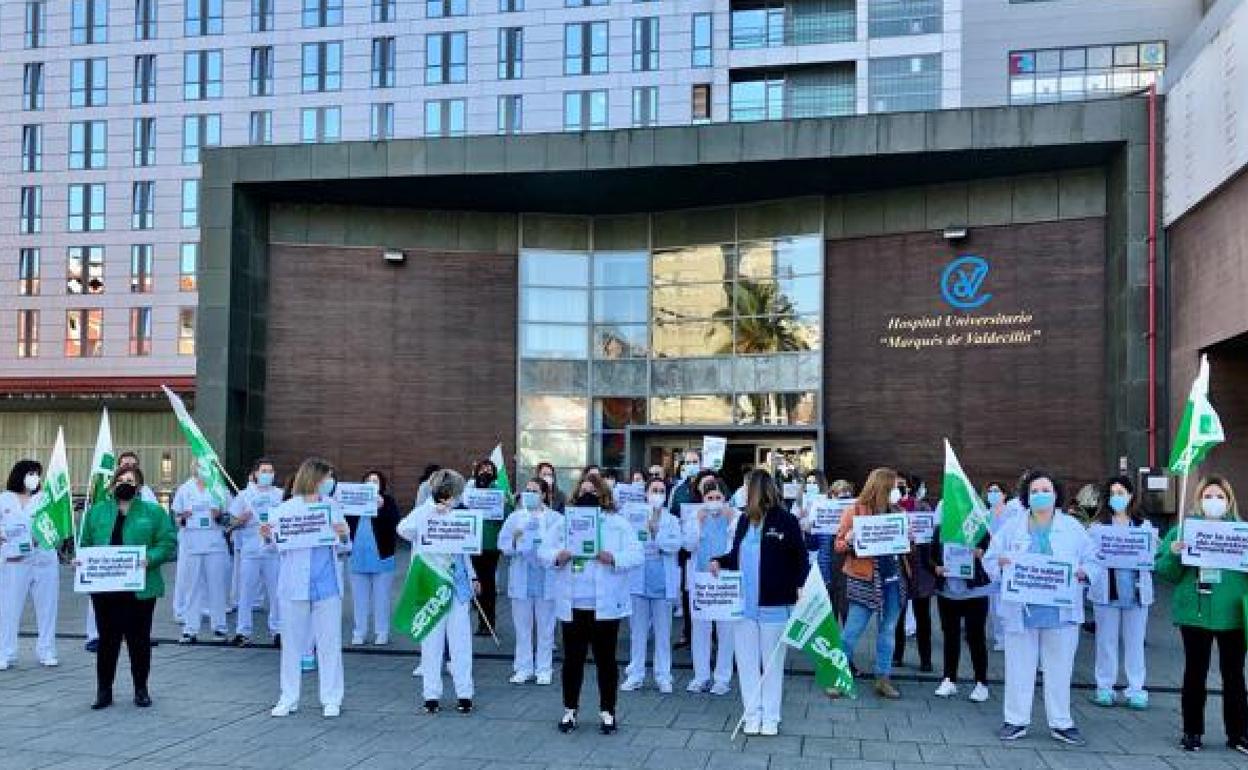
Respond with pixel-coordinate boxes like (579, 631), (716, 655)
(686, 678), (709, 693)
(535, 673), (552, 686)
(993, 640), (1005, 652)
(510, 672), (533, 685)
(710, 682), (731, 696)
(970, 682), (990, 703)
(351, 635), (365, 646)
(374, 635), (388, 646)
(934, 678), (958, 698)
(620, 677), (644, 692)
(743, 719), (761, 736)
(411, 662), (423, 677)
(760, 721), (779, 736)
(39, 658), (59, 668)
(657, 680), (673, 694)
(0, 660), (10, 671)
(322, 704), (340, 718)
(270, 701), (298, 717)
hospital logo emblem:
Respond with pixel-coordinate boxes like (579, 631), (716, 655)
(940, 255), (992, 310)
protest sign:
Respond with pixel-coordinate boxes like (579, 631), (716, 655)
(691, 571), (743, 621)
(614, 483), (647, 507)
(1091, 525), (1156, 571)
(274, 502), (337, 551)
(909, 511), (937, 544)
(1, 522), (32, 559)
(1181, 519), (1248, 572)
(1002, 553), (1078, 607)
(811, 497), (849, 536)
(851, 512), (910, 556)
(335, 482), (379, 518)
(464, 488), (506, 521)
(702, 436), (727, 472)
(564, 506), (601, 558)
(419, 511), (483, 555)
(74, 546), (146, 593)
(942, 543), (976, 580)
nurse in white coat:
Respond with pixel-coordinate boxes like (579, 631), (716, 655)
(230, 459), (284, 646)
(985, 471), (1101, 747)
(0, 460), (59, 668)
(499, 476), (561, 685)
(683, 479), (737, 694)
(263, 458), (350, 718)
(622, 477), (683, 693)
(172, 460), (233, 643)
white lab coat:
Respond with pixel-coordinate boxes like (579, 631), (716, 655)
(540, 510), (644, 622)
(498, 506), (562, 600)
(172, 479), (233, 634)
(627, 509), (683, 600)
(983, 511), (1101, 631)
(231, 484), (284, 636)
(0, 490), (58, 664)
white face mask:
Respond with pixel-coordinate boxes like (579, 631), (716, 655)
(1202, 496), (1229, 519)
(805, 483), (819, 497)
(888, 488), (902, 506)
(647, 493), (665, 509)
(23, 473), (40, 493)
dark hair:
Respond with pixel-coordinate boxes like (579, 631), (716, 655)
(1095, 475), (1142, 525)
(984, 480), (1005, 494)
(117, 450), (141, 465)
(418, 464), (441, 484)
(745, 470), (782, 522)
(114, 465), (145, 489)
(700, 479), (729, 500)
(1020, 470), (1063, 510)
(580, 464), (601, 479)
(363, 469), (389, 495)
(690, 469), (720, 503)
(252, 457), (275, 471)
(472, 458), (497, 478)
(5, 460), (43, 494)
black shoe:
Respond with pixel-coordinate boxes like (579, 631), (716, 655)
(179, 634), (196, 645)
(149, 639), (159, 648)
(1227, 736), (1248, 755)
(423, 700), (440, 715)
(84, 639), (99, 653)
(91, 692), (113, 710)
(134, 690), (152, 708)
(599, 711), (617, 735)
(919, 662), (933, 674)
(558, 709), (578, 733)
(892, 657), (904, 668)
(231, 634), (250, 648)
(673, 639), (690, 650)
(456, 699), (473, 714)
(1180, 733), (1202, 752)
(272, 633), (281, 649)
(213, 630), (228, 641)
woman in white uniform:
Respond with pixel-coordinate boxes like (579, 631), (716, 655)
(622, 477), (682, 693)
(172, 460), (233, 643)
(0, 460), (59, 669)
(499, 476), (561, 685)
(230, 458), (284, 647)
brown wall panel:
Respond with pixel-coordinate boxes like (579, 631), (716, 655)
(823, 218), (1107, 495)
(265, 244), (517, 507)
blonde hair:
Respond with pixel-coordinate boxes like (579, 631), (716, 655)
(858, 467), (899, 514)
(290, 457), (334, 497)
(745, 470), (782, 523)
(1194, 474), (1240, 521)
(830, 479), (854, 498)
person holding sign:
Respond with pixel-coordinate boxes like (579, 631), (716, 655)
(0, 460), (59, 670)
(172, 460), (233, 644)
(682, 479), (737, 695)
(78, 466), (177, 709)
(1156, 476), (1248, 754)
(541, 476), (643, 735)
(499, 477), (561, 686)
(622, 478), (683, 694)
(229, 459), (285, 647)
(346, 471), (400, 647)
(262, 458), (351, 718)
(894, 474), (936, 674)
(1087, 476), (1155, 709)
(710, 470), (808, 737)
(930, 520), (993, 703)
(466, 458), (509, 638)
(793, 471), (828, 558)
(984, 471), (1099, 746)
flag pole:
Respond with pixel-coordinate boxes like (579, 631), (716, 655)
(471, 595), (501, 648)
(213, 457), (242, 496)
(730, 633), (786, 742)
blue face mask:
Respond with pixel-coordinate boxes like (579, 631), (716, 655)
(986, 490), (1004, 507)
(318, 477), (336, 498)
(682, 464), (698, 480)
(257, 471), (275, 487)
(1029, 491), (1056, 512)
(521, 491), (541, 511)
(1108, 493), (1131, 513)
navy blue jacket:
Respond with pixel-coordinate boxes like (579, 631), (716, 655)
(716, 506), (809, 608)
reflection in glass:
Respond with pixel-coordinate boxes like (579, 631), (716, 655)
(519, 430), (588, 469)
(734, 276), (820, 316)
(652, 320), (731, 358)
(649, 395), (734, 425)
(737, 236), (821, 279)
(652, 244), (732, 285)
(521, 287), (589, 323)
(594, 398), (646, 430)
(593, 288), (647, 324)
(652, 283), (731, 322)
(734, 391), (818, 425)
(521, 250), (589, 286)
(598, 432), (626, 467)
(519, 395), (588, 432)
(520, 324), (587, 359)
(594, 325), (647, 359)
(593, 251), (648, 287)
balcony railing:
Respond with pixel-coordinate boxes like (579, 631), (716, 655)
(730, 7), (856, 49)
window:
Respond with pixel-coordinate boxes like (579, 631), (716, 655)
(498, 95), (522, 134)
(251, 47), (274, 96)
(185, 0), (223, 35)
(425, 99), (466, 137)
(632, 86), (658, 126)
(303, 0), (343, 27)
(566, 0), (608, 6)
(371, 103), (394, 140)
(692, 13), (712, 67)
(21, 125), (42, 172)
(19, 249), (40, 295)
(69, 184), (106, 232)
(501, 0), (523, 11)
(71, 58), (108, 107)
(17, 310), (39, 358)
(730, 65), (855, 120)
(180, 244), (198, 290)
(72, 0), (108, 44)
(249, 111), (272, 145)
(1008, 42), (1166, 105)
(181, 114), (221, 164)
(372, 37), (396, 88)
(868, 0), (941, 37)
(181, 180), (199, 227)
(692, 83), (711, 122)
(20, 187), (42, 234)
(131, 181), (155, 229)
(427, 0), (466, 17)
(133, 117), (156, 166)
(184, 50), (223, 100)
(67, 246), (105, 294)
(134, 54), (157, 103)
(252, 0), (273, 31)
(633, 17), (659, 71)
(130, 244), (153, 292)
(66, 309), (104, 357)
(499, 28), (523, 80)
(373, 0), (396, 22)
(301, 107), (341, 143)
(869, 55), (940, 112)
(178, 309), (196, 355)
(302, 42), (343, 92)
(129, 307), (153, 355)
(564, 90), (608, 131)
(426, 33), (467, 84)
(24, 64), (44, 110)
(565, 22), (609, 75)
(135, 0), (156, 39)
(25, 1), (46, 48)
(70, 120), (108, 170)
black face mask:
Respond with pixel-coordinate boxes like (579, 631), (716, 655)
(574, 492), (599, 507)
(114, 483), (137, 502)
(476, 472), (495, 487)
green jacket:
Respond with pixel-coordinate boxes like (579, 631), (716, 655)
(80, 499), (178, 601)
(1155, 522), (1248, 632)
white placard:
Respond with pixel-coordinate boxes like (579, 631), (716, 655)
(335, 482), (379, 518)
(614, 483), (648, 507)
(622, 502), (657, 555)
(702, 436), (727, 472)
(1, 521), (33, 559)
(1001, 553), (1078, 607)
(464, 488), (506, 522)
(1091, 525), (1156, 571)
(942, 543), (975, 580)
(851, 512), (911, 556)
(187, 504), (215, 530)
(74, 546), (146, 593)
(564, 506), (601, 558)
(909, 511), (937, 544)
(782, 482), (799, 500)
(811, 498), (849, 536)
(419, 511), (483, 555)
(691, 570), (743, 621)
(274, 503), (338, 551)
(1181, 519), (1248, 572)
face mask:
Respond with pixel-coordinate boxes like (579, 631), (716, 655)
(648, 493), (666, 509)
(1108, 493), (1131, 514)
(476, 472), (495, 487)
(575, 492), (598, 507)
(23, 473), (40, 493)
(521, 491), (541, 511)
(682, 464), (698, 480)
(1202, 497), (1229, 519)
(114, 483), (137, 502)
(703, 500), (722, 514)
(986, 490), (1004, 507)
(257, 471), (275, 487)
(805, 483), (819, 497)
(888, 488), (902, 506)
(318, 477), (336, 498)
(1029, 491), (1056, 512)
(916, 485), (927, 500)
(540, 474), (555, 486)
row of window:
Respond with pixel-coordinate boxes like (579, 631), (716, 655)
(13, 308), (195, 359)
(18, 182), (199, 234)
(16, 245), (197, 297)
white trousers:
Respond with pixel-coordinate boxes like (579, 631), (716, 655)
(229, 548), (242, 608)
(692, 617), (735, 686)
(1003, 625), (1080, 729)
(182, 551), (230, 635)
(237, 557), (281, 636)
(279, 596), (344, 708)
(511, 597), (556, 678)
(173, 537), (191, 620)
(421, 600), (473, 701)
(1093, 604), (1148, 697)
(349, 571), (394, 639)
(0, 557), (59, 663)
(734, 619), (786, 725)
(626, 597), (674, 684)
(86, 602), (98, 641)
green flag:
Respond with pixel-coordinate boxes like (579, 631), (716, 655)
(783, 567), (855, 695)
(162, 384), (230, 507)
(86, 408), (115, 510)
(939, 439), (989, 546)
(489, 443), (511, 496)
(392, 554), (456, 645)
(31, 428), (73, 550)
(1169, 354), (1224, 475)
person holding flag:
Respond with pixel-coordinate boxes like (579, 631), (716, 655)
(0, 459), (60, 669)
(466, 451), (510, 637)
(172, 460), (233, 643)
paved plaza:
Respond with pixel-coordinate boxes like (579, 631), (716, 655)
(0, 554), (1243, 770)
